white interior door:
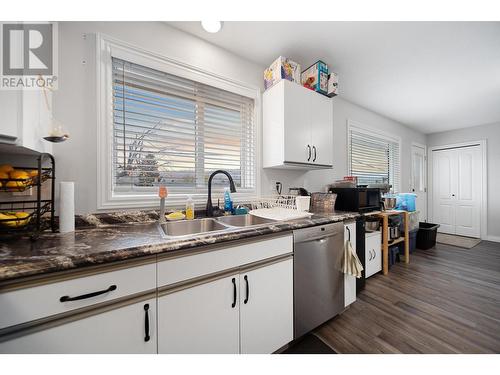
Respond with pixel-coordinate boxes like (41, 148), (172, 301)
(432, 146), (481, 238)
(411, 144), (427, 221)
(454, 147), (481, 237)
(433, 149), (456, 234)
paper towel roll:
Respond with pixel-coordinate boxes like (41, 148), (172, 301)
(59, 181), (75, 233)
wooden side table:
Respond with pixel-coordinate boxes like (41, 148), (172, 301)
(366, 210), (409, 275)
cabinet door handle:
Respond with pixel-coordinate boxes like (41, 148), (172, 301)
(244, 275), (249, 304)
(346, 226), (351, 242)
(307, 145), (312, 161)
(312, 146), (317, 162)
(144, 303), (150, 342)
(59, 284), (117, 302)
(231, 277), (237, 308)
(368, 250), (372, 261)
(372, 250), (376, 259)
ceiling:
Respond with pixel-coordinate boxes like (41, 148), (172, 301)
(169, 21), (500, 134)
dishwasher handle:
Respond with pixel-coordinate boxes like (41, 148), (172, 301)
(294, 230), (341, 244)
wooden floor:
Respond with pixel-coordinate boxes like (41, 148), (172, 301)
(315, 240), (500, 353)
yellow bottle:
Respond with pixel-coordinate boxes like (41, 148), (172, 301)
(186, 195), (195, 220)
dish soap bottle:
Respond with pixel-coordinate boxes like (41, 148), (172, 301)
(185, 195), (195, 220)
(223, 187), (233, 214)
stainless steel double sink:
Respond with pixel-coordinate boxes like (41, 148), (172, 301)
(158, 214), (277, 239)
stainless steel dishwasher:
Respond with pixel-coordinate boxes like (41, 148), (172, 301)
(293, 221), (344, 339)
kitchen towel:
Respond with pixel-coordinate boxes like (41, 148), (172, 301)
(59, 181), (75, 233)
(342, 238), (364, 278)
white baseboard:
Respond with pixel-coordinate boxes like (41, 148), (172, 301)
(485, 235), (500, 243)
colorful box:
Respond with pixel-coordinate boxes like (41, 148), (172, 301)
(327, 72), (339, 97)
(264, 56), (301, 90)
(301, 60), (329, 94)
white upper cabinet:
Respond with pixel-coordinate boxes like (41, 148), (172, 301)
(263, 80), (333, 169)
(0, 90), (52, 154)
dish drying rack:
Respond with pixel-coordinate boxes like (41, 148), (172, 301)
(250, 195), (298, 210)
(249, 195), (313, 221)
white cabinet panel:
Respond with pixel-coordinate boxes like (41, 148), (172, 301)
(157, 234), (293, 287)
(158, 274), (240, 354)
(344, 222), (357, 307)
(240, 259), (293, 354)
(0, 262), (156, 330)
(365, 232), (381, 278)
(263, 80), (333, 169)
(283, 80), (311, 164)
(0, 298), (157, 354)
(310, 92), (333, 166)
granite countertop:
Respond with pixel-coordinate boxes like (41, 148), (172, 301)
(0, 211), (359, 284)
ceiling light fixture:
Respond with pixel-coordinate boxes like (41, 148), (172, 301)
(201, 21), (223, 33)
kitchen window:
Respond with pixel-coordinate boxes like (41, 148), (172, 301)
(348, 122), (401, 192)
(97, 36), (259, 209)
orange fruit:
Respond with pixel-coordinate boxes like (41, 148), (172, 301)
(0, 172), (9, 179)
(9, 170), (29, 180)
(0, 164), (14, 174)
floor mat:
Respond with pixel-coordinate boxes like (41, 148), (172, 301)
(436, 233), (481, 249)
(282, 334), (336, 354)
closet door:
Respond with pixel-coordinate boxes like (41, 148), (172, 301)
(454, 146), (481, 237)
(432, 149), (457, 234)
(432, 146), (482, 238)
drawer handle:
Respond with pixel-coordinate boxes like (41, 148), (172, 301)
(244, 275), (249, 304)
(144, 303), (150, 342)
(232, 278), (237, 308)
(59, 284), (117, 302)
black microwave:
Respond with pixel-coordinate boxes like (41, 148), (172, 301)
(328, 187), (382, 213)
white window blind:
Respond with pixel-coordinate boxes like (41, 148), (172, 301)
(348, 126), (401, 192)
(112, 57), (256, 195)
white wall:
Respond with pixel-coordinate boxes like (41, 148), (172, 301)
(261, 96), (427, 196)
(53, 22), (263, 214)
(53, 21), (426, 214)
(427, 122), (500, 241)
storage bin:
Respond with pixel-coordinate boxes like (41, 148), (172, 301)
(416, 222), (440, 250)
(396, 193), (417, 212)
(409, 228), (418, 253)
(398, 211), (420, 232)
(301, 60), (329, 94)
(264, 56), (301, 90)
(388, 244), (400, 267)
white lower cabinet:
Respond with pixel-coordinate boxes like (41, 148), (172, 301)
(344, 222), (357, 307)
(365, 231), (382, 278)
(158, 274), (240, 354)
(158, 258), (293, 354)
(0, 297), (157, 354)
(240, 258), (294, 354)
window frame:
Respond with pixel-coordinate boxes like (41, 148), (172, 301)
(96, 34), (261, 209)
(346, 119), (402, 192)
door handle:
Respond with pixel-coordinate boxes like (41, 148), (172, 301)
(244, 275), (249, 304)
(368, 250), (373, 261)
(312, 146), (317, 162)
(231, 277), (237, 308)
(60, 284), (117, 302)
(144, 303), (150, 342)
(307, 145), (311, 161)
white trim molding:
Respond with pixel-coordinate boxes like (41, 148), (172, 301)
(428, 139), (488, 240)
(95, 33), (261, 210)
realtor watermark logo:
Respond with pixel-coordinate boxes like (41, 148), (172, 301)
(0, 22), (58, 90)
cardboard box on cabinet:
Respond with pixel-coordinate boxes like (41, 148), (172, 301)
(264, 56), (301, 90)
